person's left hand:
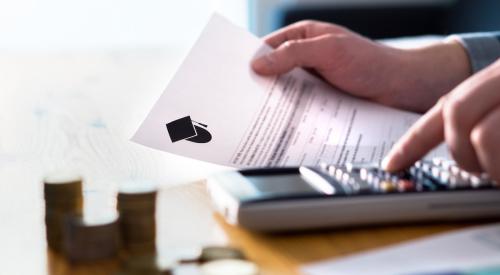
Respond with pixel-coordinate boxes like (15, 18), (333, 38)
(383, 58), (500, 182)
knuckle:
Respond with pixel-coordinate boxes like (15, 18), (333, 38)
(470, 124), (496, 151)
(436, 94), (449, 106)
(442, 96), (466, 127)
(281, 40), (299, 53)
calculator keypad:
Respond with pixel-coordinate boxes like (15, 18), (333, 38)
(318, 158), (498, 195)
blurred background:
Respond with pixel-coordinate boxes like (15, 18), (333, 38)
(0, 0), (499, 184)
(2, 0), (500, 53)
(250, 0), (500, 38)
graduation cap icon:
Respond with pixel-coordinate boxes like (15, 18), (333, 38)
(166, 116), (212, 143)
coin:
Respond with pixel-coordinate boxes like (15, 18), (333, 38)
(179, 246), (246, 264)
(44, 172), (83, 199)
(199, 246), (246, 263)
(172, 263), (201, 275)
(116, 254), (172, 275)
(63, 212), (120, 263)
(117, 180), (158, 255)
(43, 171), (84, 252)
(200, 259), (259, 275)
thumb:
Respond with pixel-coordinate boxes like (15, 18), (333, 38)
(252, 35), (331, 75)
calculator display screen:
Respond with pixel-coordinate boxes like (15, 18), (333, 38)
(230, 174), (322, 202)
(247, 174), (319, 194)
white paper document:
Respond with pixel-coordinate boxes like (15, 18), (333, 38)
(302, 223), (500, 275)
(132, 14), (446, 168)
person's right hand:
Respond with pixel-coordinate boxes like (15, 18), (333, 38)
(252, 20), (471, 113)
(383, 59), (500, 182)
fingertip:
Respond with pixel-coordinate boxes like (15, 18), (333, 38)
(251, 55), (273, 75)
(382, 149), (404, 172)
(381, 156), (398, 172)
(381, 157), (391, 171)
(263, 36), (277, 47)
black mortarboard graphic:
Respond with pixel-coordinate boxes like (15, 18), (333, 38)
(166, 116), (212, 143)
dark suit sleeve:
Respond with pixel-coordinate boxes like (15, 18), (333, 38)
(449, 32), (500, 73)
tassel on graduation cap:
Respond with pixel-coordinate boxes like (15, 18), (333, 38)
(166, 116), (212, 143)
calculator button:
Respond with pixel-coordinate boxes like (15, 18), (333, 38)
(460, 170), (471, 180)
(440, 160), (456, 170)
(344, 163), (357, 173)
(420, 178), (439, 191)
(342, 173), (372, 194)
(366, 171), (380, 185)
(354, 181), (373, 194)
(396, 179), (415, 192)
(450, 165), (461, 176)
(381, 171), (392, 181)
(448, 175), (471, 189)
(412, 165), (448, 190)
(359, 168), (374, 181)
(431, 167), (441, 178)
(439, 171), (451, 185)
(469, 174), (493, 188)
(339, 181), (356, 195)
(432, 158), (446, 167)
(319, 162), (329, 170)
(335, 168), (346, 181)
(341, 173), (350, 184)
(409, 169), (440, 191)
(469, 175), (482, 188)
(326, 165), (336, 177)
(390, 175), (400, 183)
(420, 162), (432, 173)
(379, 180), (396, 193)
(345, 162), (378, 173)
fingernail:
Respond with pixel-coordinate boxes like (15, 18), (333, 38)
(252, 54), (274, 74)
(251, 55), (272, 74)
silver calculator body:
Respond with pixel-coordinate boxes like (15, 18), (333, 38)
(207, 159), (500, 231)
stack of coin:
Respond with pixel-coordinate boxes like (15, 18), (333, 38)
(116, 254), (172, 275)
(200, 259), (259, 275)
(44, 172), (84, 252)
(179, 246), (246, 264)
(174, 246), (258, 275)
(117, 182), (157, 255)
(63, 213), (120, 263)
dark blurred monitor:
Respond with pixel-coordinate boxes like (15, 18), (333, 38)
(273, 0), (500, 39)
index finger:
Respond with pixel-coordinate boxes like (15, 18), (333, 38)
(383, 97), (446, 172)
(263, 20), (344, 48)
(262, 22), (310, 48)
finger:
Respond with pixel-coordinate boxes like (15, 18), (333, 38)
(442, 60), (500, 172)
(470, 106), (500, 181)
(263, 20), (344, 48)
(263, 21), (309, 48)
(383, 97), (446, 172)
(252, 35), (332, 75)
(443, 97), (482, 171)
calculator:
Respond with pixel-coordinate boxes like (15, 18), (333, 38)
(207, 158), (500, 231)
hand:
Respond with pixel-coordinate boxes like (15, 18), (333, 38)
(383, 59), (500, 182)
(252, 20), (471, 112)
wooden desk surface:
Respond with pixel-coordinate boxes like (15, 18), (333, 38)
(47, 182), (480, 275)
(0, 50), (484, 275)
